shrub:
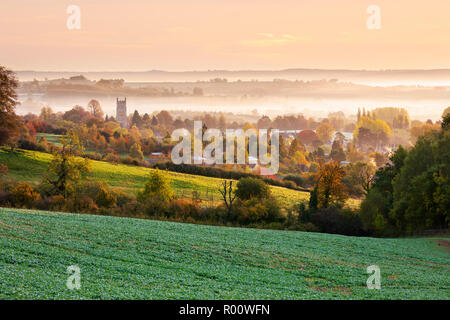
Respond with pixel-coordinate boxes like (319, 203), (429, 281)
(129, 143), (144, 161)
(83, 152), (102, 161)
(283, 174), (304, 187)
(104, 152), (119, 164)
(0, 191), (13, 207)
(17, 139), (47, 152)
(73, 180), (117, 208)
(167, 199), (202, 221)
(234, 198), (282, 225)
(113, 190), (135, 207)
(137, 169), (174, 203)
(65, 195), (98, 213)
(36, 195), (66, 211)
(0, 163), (9, 179)
(12, 183), (40, 208)
(311, 206), (364, 236)
(141, 197), (169, 218)
(121, 156), (142, 166)
(235, 177), (271, 200)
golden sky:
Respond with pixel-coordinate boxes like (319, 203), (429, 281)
(1, 0), (449, 71)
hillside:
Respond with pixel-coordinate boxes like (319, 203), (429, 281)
(0, 148), (359, 210)
(0, 208), (448, 299)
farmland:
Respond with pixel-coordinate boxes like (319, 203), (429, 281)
(0, 207), (448, 299)
(0, 148), (360, 209)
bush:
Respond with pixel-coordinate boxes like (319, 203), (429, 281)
(0, 163), (8, 179)
(65, 195), (98, 213)
(283, 174), (305, 187)
(12, 182), (40, 208)
(130, 143), (144, 161)
(73, 180), (117, 208)
(137, 169), (174, 203)
(121, 156), (142, 166)
(141, 197), (169, 218)
(310, 206), (365, 236)
(235, 177), (271, 200)
(17, 139), (47, 152)
(103, 152), (119, 164)
(113, 190), (135, 207)
(36, 195), (66, 211)
(234, 198), (282, 225)
(83, 152), (102, 161)
(0, 190), (13, 207)
(167, 199), (202, 221)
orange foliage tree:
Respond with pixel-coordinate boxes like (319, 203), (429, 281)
(316, 161), (348, 208)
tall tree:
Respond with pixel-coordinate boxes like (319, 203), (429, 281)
(316, 161), (348, 208)
(87, 99), (104, 119)
(0, 66), (20, 146)
(43, 131), (91, 198)
(316, 121), (335, 144)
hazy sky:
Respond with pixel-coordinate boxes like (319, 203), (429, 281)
(1, 0), (449, 71)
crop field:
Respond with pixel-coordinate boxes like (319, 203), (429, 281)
(0, 148), (359, 209)
(0, 208), (448, 299)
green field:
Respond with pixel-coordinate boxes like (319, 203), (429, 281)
(0, 148), (359, 210)
(0, 208), (448, 299)
(35, 133), (62, 146)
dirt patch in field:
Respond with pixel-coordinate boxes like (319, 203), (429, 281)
(436, 240), (450, 253)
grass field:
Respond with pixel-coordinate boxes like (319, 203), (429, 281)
(0, 148), (359, 210)
(0, 207), (448, 299)
(35, 133), (62, 146)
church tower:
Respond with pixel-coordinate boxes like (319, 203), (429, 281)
(116, 97), (128, 128)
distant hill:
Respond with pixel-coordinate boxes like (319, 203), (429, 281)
(16, 68), (450, 85)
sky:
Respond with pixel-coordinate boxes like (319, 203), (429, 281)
(1, 0), (449, 71)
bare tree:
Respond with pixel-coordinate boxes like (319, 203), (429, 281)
(218, 180), (237, 217)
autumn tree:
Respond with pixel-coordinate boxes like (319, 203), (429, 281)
(316, 121), (335, 144)
(353, 117), (391, 148)
(39, 106), (55, 121)
(288, 138), (304, 157)
(297, 130), (319, 146)
(343, 161), (376, 197)
(330, 139), (346, 162)
(87, 99), (104, 119)
(130, 142), (144, 161)
(316, 161), (348, 208)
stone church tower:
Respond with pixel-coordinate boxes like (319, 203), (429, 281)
(116, 97), (128, 128)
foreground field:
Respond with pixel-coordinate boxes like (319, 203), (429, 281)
(0, 208), (448, 299)
(0, 148), (360, 209)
